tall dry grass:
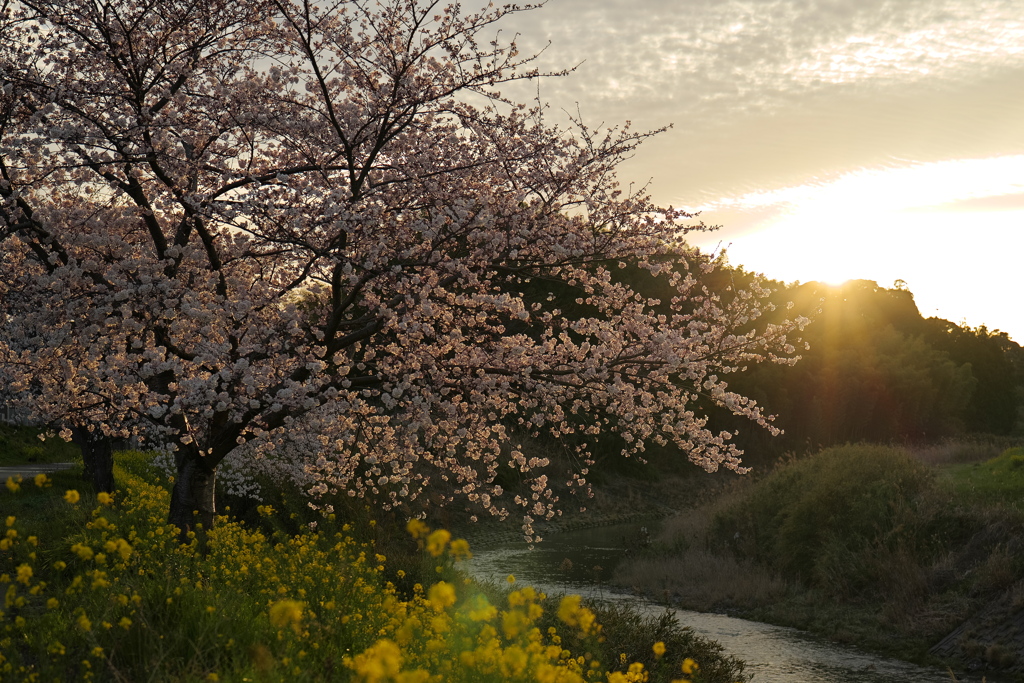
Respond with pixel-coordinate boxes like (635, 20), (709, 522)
(614, 548), (791, 612)
(614, 476), (792, 611)
(906, 436), (1022, 466)
(613, 442), (1024, 669)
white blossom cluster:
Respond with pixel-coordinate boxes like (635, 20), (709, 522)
(0, 0), (806, 537)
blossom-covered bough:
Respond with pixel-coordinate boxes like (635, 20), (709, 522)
(0, 0), (806, 539)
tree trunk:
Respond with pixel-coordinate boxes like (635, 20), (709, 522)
(71, 426), (115, 494)
(167, 443), (218, 541)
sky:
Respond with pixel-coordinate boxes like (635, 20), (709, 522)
(499, 0), (1024, 342)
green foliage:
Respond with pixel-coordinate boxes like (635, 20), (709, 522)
(923, 322), (1024, 434)
(0, 425), (80, 466)
(940, 447), (1024, 505)
(711, 444), (935, 593)
(617, 443), (1024, 667)
(570, 603), (745, 683)
(687, 276), (1024, 459)
(1, 454), (746, 683)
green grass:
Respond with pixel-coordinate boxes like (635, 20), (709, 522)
(0, 424), (80, 466)
(939, 447), (1024, 505)
(1, 468), (91, 537)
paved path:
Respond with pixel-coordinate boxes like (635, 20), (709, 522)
(0, 462), (77, 479)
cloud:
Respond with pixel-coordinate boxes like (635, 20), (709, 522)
(922, 192), (1024, 213)
(728, 155), (1022, 206)
(503, 0), (1024, 119)
(490, 0), (1024, 343)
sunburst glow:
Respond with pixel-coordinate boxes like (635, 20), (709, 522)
(693, 156), (1024, 337)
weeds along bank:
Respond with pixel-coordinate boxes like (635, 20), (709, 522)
(0, 457), (744, 683)
(614, 443), (1024, 672)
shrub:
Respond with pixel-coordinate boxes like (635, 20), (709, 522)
(711, 444), (934, 597)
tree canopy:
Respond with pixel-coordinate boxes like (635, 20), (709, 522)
(694, 276), (1024, 460)
(0, 0), (804, 537)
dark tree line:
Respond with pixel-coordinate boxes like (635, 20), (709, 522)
(708, 275), (1024, 460)
(561, 257), (1024, 475)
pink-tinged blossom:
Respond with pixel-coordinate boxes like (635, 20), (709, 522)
(0, 0), (803, 540)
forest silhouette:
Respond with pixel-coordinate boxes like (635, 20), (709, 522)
(710, 270), (1023, 460)
(561, 254), (1024, 472)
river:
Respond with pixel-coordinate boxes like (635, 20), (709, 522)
(464, 522), (972, 683)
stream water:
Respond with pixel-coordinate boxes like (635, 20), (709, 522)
(464, 522), (963, 683)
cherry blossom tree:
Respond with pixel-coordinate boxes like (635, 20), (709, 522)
(0, 0), (805, 538)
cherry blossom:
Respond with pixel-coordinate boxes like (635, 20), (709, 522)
(0, 0), (805, 538)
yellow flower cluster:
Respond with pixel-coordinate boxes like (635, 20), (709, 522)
(555, 594), (599, 636)
(1, 466), (712, 683)
(671, 657), (700, 683)
(268, 599), (305, 633)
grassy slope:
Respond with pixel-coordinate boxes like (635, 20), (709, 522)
(613, 442), (1024, 674)
(1, 429), (746, 683)
(941, 447), (1024, 504)
(0, 424), (80, 466)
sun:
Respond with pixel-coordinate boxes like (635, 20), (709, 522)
(818, 274), (853, 287)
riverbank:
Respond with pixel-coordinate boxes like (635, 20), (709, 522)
(457, 457), (743, 549)
(610, 442), (1024, 681)
(1, 442), (749, 682)
(465, 536), (952, 683)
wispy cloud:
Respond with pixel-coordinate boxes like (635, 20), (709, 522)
(507, 0), (1024, 116)
(499, 0), (1024, 341)
(696, 155), (1024, 215)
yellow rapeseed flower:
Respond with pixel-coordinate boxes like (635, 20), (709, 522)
(449, 538), (472, 560)
(502, 609), (530, 639)
(71, 543), (94, 561)
(4, 516), (13, 527)
(682, 657), (699, 675)
(556, 595), (597, 635)
(15, 564), (32, 585)
(97, 492), (113, 505)
(425, 529), (451, 557)
(427, 581), (456, 611)
(64, 490), (81, 504)
(406, 518), (429, 539)
(33, 473), (48, 487)
(467, 594), (497, 622)
(349, 638), (402, 683)
(652, 641), (666, 658)
(5, 476), (20, 492)
(269, 599), (304, 631)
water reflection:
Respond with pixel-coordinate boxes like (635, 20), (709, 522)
(464, 523), (959, 683)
